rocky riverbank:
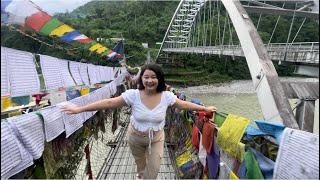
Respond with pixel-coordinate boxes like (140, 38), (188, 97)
(176, 77), (319, 94)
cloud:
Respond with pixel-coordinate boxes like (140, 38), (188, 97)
(32, 0), (92, 14)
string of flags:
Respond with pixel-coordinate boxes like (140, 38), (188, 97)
(1, 0), (124, 61)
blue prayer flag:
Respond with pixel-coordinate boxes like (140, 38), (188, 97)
(60, 30), (82, 43)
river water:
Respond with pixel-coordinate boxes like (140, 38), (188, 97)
(183, 93), (264, 120)
(176, 77), (319, 121)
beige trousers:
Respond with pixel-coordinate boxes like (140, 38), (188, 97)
(127, 123), (165, 179)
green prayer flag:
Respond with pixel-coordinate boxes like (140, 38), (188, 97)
(39, 18), (62, 36)
(84, 41), (97, 50)
(100, 50), (109, 57)
(214, 112), (227, 127)
(245, 149), (265, 179)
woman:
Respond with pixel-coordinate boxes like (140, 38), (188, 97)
(61, 64), (217, 179)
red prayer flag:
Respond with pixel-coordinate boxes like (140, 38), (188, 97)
(77, 38), (93, 44)
(25, 11), (52, 32)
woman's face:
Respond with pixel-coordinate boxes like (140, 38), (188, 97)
(142, 69), (158, 92)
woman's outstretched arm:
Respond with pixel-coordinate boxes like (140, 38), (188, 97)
(61, 96), (127, 114)
(174, 98), (217, 112)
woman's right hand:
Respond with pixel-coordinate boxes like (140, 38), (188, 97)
(60, 105), (83, 115)
(204, 106), (217, 112)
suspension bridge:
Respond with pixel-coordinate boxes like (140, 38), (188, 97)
(157, 0), (319, 131)
(1, 0), (319, 179)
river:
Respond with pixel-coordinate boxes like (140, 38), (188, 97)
(176, 77), (319, 121)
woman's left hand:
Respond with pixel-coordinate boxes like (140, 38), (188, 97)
(204, 106), (217, 112)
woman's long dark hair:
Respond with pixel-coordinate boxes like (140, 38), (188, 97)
(138, 64), (166, 92)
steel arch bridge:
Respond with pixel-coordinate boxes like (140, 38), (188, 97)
(156, 0), (319, 131)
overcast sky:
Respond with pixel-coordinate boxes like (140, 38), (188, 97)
(28, 0), (320, 14)
(32, 0), (92, 14)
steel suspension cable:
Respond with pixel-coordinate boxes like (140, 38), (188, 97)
(268, 2), (286, 45)
(209, 0), (214, 46)
(191, 15), (196, 47)
(256, 14), (262, 30)
(197, 7), (201, 47)
(284, 3), (298, 61)
(290, 17), (307, 45)
(221, 11), (228, 46)
(286, 3), (298, 44)
(203, 1), (207, 46)
(227, 15), (236, 59)
(214, 1), (219, 46)
(215, 2), (221, 46)
(227, 14), (233, 47)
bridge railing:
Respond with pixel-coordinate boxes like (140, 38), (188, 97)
(266, 42), (319, 63)
(266, 42), (319, 51)
(163, 42), (319, 64)
(196, 42), (319, 52)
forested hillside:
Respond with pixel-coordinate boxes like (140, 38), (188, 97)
(1, 1), (318, 85)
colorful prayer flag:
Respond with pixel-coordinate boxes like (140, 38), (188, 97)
(50, 24), (74, 37)
(244, 149), (264, 179)
(89, 43), (103, 52)
(107, 41), (124, 60)
(217, 114), (250, 160)
(100, 50), (109, 57)
(39, 18), (62, 35)
(25, 11), (52, 32)
(60, 30), (82, 43)
(1, 96), (12, 111)
(96, 46), (108, 54)
(229, 171), (239, 180)
(176, 151), (192, 167)
(80, 88), (90, 96)
(2, 0), (117, 60)
(107, 50), (117, 59)
(74, 34), (92, 44)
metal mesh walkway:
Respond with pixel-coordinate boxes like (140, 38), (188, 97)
(99, 122), (177, 179)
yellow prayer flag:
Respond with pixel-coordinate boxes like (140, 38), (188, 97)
(176, 150), (192, 167)
(238, 142), (245, 161)
(229, 171), (239, 180)
(1, 96), (12, 111)
(89, 43), (103, 52)
(217, 114), (250, 160)
(80, 88), (90, 96)
(49, 24), (74, 37)
(96, 46), (108, 54)
(185, 139), (192, 149)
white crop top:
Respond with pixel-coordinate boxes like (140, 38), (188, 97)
(121, 89), (177, 132)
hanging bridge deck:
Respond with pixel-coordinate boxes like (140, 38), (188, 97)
(98, 124), (177, 179)
(162, 43), (319, 65)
